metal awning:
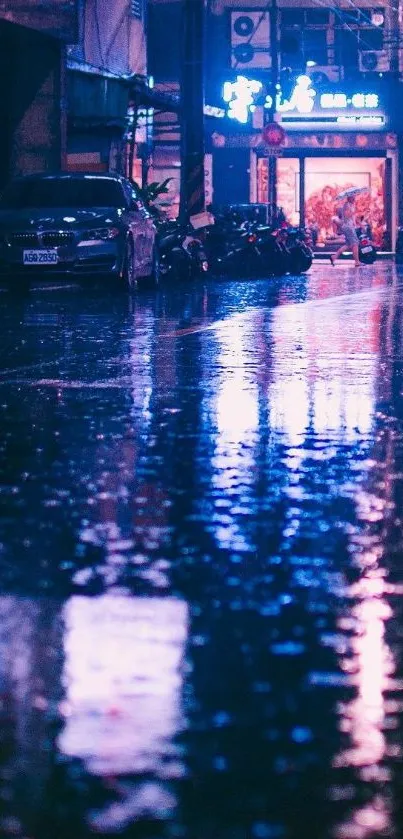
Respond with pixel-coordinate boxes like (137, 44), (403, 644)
(129, 76), (181, 112)
(67, 61), (181, 113)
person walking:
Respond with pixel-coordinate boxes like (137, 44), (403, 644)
(330, 194), (360, 267)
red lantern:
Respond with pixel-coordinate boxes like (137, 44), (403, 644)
(262, 122), (285, 148)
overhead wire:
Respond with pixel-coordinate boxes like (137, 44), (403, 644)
(227, 0), (400, 72)
(307, 0), (383, 52)
(341, 0), (401, 50)
(309, 0), (400, 50)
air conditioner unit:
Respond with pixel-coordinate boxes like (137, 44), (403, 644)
(230, 11), (271, 69)
(307, 65), (342, 85)
(359, 50), (390, 72)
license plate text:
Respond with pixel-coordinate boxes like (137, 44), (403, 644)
(23, 249), (58, 265)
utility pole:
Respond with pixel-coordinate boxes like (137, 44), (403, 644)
(127, 97), (138, 181)
(141, 107), (153, 189)
(266, 0), (279, 209)
(179, 0), (205, 223)
(389, 2), (400, 76)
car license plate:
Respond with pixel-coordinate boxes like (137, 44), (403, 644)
(361, 246), (372, 254)
(23, 249), (58, 265)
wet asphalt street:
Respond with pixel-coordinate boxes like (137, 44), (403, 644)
(1, 262), (403, 839)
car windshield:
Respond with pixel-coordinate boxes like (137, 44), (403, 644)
(0, 178), (127, 209)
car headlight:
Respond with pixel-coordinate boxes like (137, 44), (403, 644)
(80, 227), (120, 242)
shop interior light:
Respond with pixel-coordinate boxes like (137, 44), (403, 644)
(306, 60), (317, 67)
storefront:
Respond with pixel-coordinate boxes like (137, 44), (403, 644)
(254, 133), (396, 250)
(211, 76), (398, 249)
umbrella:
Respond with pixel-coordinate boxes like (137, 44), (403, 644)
(336, 186), (369, 201)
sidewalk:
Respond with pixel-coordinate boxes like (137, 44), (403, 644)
(314, 251), (394, 262)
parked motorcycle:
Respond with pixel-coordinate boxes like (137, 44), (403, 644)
(286, 226), (314, 274)
(204, 217), (262, 276)
(156, 205), (313, 282)
(253, 222), (313, 276)
(357, 229), (377, 265)
(183, 233), (209, 278)
(158, 222), (209, 281)
(253, 224), (289, 277)
(208, 205), (313, 278)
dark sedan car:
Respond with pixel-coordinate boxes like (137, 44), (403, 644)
(0, 172), (158, 289)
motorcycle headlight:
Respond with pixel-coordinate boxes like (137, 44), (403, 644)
(80, 227), (120, 242)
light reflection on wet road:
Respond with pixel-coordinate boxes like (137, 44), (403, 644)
(0, 263), (403, 838)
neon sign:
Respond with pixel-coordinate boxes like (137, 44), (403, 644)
(336, 115), (383, 125)
(204, 104), (225, 118)
(222, 75), (382, 125)
(223, 76), (262, 123)
(321, 93), (379, 109)
(277, 75), (316, 114)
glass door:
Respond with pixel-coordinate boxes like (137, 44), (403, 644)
(304, 156), (386, 248)
(257, 157), (300, 226)
(276, 158), (300, 226)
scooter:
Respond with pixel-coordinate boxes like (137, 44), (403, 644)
(357, 229), (376, 264)
(204, 218), (262, 276)
(158, 223), (209, 281)
(256, 225), (290, 277)
(286, 227), (313, 274)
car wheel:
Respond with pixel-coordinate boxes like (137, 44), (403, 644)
(122, 237), (136, 291)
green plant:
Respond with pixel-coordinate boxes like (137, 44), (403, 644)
(138, 178), (172, 206)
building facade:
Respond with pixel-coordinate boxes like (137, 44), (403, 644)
(149, 0), (403, 245)
(0, 0), (77, 186)
(66, 0), (179, 180)
(207, 0), (402, 248)
(66, 0), (148, 175)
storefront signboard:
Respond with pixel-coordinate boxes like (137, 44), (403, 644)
(277, 75), (385, 129)
(222, 75), (386, 131)
(211, 131), (397, 152)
